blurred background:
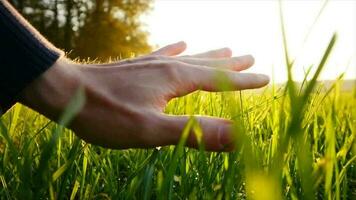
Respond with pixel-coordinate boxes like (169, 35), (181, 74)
(9, 0), (154, 60)
(9, 0), (356, 83)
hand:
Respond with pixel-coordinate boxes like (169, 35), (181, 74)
(19, 41), (269, 151)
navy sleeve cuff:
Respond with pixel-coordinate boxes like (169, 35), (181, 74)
(0, 1), (64, 114)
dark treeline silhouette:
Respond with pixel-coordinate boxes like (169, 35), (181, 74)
(9, 0), (153, 61)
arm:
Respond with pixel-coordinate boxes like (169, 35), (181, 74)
(0, 0), (63, 113)
(1, 1), (269, 151)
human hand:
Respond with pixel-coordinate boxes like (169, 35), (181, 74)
(19, 41), (269, 151)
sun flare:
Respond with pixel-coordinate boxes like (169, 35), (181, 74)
(146, 0), (356, 83)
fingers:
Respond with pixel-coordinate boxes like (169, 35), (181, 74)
(191, 47), (232, 58)
(151, 41), (187, 56)
(154, 115), (235, 151)
(140, 42), (253, 73)
(151, 43), (232, 59)
(204, 71), (270, 91)
(150, 41), (233, 60)
(173, 64), (269, 96)
(177, 55), (254, 71)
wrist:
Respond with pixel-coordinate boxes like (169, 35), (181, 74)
(18, 57), (83, 120)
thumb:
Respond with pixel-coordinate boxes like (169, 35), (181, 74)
(157, 115), (235, 151)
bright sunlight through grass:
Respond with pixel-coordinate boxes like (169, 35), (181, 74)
(0, 0), (355, 199)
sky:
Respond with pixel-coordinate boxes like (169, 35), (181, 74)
(144, 0), (356, 83)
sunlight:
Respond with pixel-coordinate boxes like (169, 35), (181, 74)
(145, 0), (356, 83)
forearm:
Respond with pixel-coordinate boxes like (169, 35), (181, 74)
(0, 0), (63, 114)
(18, 58), (82, 120)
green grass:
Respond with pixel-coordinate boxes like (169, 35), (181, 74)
(1, 2), (356, 199)
(0, 78), (355, 199)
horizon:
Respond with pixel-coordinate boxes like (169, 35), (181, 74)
(144, 0), (356, 84)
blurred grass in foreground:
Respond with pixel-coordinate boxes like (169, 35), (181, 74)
(0, 80), (355, 199)
(1, 1), (356, 199)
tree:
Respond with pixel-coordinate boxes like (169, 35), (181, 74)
(72, 0), (152, 61)
(9, 0), (153, 61)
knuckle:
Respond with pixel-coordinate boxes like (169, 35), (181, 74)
(163, 61), (183, 81)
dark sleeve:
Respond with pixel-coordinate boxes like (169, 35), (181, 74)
(0, 1), (64, 114)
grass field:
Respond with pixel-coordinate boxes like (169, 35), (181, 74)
(0, 77), (355, 199)
(1, 5), (356, 199)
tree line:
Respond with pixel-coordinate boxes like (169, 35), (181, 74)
(9, 0), (153, 61)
